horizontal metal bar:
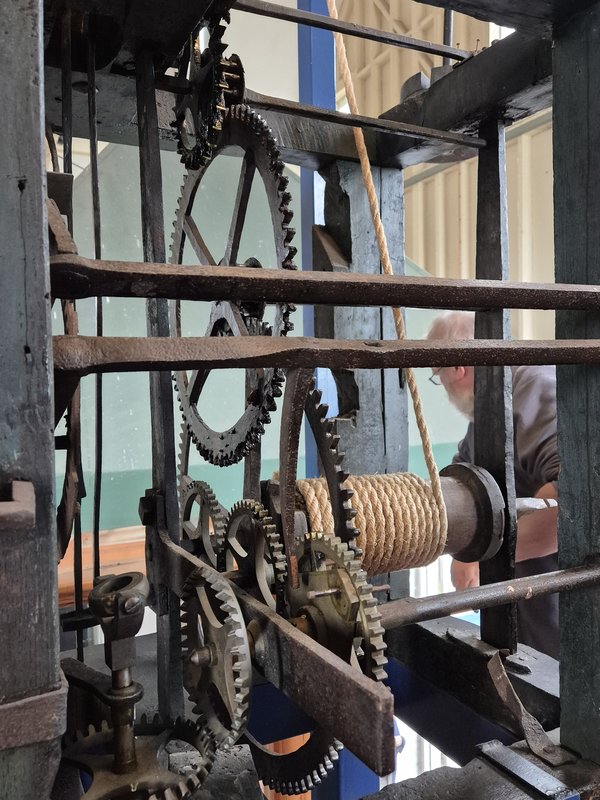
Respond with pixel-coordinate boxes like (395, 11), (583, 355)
(233, 0), (471, 61)
(50, 253), (600, 311)
(247, 93), (486, 149)
(380, 562), (600, 630)
(53, 335), (600, 376)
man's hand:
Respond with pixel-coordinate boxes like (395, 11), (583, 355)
(451, 559), (479, 590)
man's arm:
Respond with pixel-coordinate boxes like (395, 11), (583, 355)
(515, 482), (558, 562)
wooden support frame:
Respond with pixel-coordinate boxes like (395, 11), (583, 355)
(0, 0), (64, 794)
(474, 117), (518, 652)
(553, 1), (600, 764)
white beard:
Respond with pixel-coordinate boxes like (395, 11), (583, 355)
(448, 390), (474, 422)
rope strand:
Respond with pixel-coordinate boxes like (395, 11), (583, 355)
(324, 0), (448, 547)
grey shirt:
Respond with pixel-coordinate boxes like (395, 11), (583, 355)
(453, 365), (559, 496)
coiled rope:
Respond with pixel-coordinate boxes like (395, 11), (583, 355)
(297, 473), (446, 574)
(300, 0), (449, 567)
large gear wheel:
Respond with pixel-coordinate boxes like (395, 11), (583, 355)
(60, 717), (213, 800)
(223, 499), (287, 610)
(181, 562), (252, 750)
(174, 14), (245, 170)
(247, 534), (387, 795)
(170, 103), (297, 468)
(180, 474), (227, 568)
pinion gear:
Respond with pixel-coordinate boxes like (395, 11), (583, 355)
(180, 474), (227, 568)
(170, 103), (296, 467)
(174, 16), (245, 170)
(224, 499), (287, 609)
(181, 561), (252, 750)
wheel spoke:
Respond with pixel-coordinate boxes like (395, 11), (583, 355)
(223, 152), (256, 266)
(184, 214), (216, 265)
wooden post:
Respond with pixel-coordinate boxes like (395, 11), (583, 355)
(553, 2), (600, 762)
(474, 117), (518, 651)
(317, 160), (409, 599)
(0, 0), (64, 795)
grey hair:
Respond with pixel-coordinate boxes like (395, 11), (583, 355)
(425, 310), (475, 341)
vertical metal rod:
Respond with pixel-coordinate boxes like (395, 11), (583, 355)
(442, 10), (454, 66)
(87, 14), (103, 580)
(61, 3), (73, 231)
(135, 49), (183, 721)
(73, 513), (84, 660)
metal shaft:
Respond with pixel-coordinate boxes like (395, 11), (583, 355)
(234, 0), (470, 61)
(379, 562), (600, 630)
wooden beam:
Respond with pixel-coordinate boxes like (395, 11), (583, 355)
(379, 33), (552, 166)
(408, 0), (552, 35)
(553, 1), (600, 764)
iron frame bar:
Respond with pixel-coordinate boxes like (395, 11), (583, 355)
(233, 0), (471, 61)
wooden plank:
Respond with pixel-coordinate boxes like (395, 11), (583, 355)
(380, 34), (552, 166)
(0, 0), (62, 793)
(408, 0), (552, 34)
(53, 335), (600, 375)
(474, 118), (517, 651)
(553, 1), (600, 764)
(50, 253), (600, 311)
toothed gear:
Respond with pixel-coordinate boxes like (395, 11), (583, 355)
(60, 717), (213, 800)
(247, 534), (387, 795)
(292, 533), (388, 683)
(180, 474), (227, 568)
(170, 104), (296, 467)
(181, 562), (252, 750)
(305, 385), (360, 545)
(223, 499), (287, 610)
(246, 733), (343, 796)
(174, 16), (245, 170)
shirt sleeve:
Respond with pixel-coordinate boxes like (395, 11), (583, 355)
(512, 366), (559, 490)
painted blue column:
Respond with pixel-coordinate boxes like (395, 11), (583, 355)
(298, 0), (335, 479)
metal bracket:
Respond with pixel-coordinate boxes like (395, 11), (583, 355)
(487, 652), (575, 767)
(0, 672), (68, 751)
(478, 740), (580, 800)
(0, 480), (35, 532)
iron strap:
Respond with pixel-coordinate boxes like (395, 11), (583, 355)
(0, 672), (68, 750)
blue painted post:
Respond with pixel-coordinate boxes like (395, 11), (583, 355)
(298, 0), (335, 479)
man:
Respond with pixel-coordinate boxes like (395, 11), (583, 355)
(426, 311), (559, 659)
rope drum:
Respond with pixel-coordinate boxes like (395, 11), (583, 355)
(296, 472), (447, 575)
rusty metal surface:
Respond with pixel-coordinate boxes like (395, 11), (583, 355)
(153, 525), (395, 776)
(53, 334), (600, 376)
(478, 741), (579, 799)
(379, 561), (600, 630)
(0, 672), (68, 750)
(487, 654), (574, 768)
(50, 253), (600, 311)
(233, 0), (471, 60)
(279, 369), (313, 588)
(0, 481), (36, 532)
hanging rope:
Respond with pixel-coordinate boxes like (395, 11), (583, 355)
(297, 473), (445, 574)
(321, 0), (448, 553)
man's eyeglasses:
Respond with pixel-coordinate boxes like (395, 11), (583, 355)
(429, 369), (443, 386)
